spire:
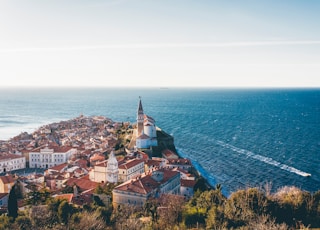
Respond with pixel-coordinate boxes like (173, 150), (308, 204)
(138, 96), (143, 114)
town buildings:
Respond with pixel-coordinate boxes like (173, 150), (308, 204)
(0, 153), (26, 173)
(89, 151), (145, 184)
(29, 145), (77, 169)
(89, 150), (119, 184)
(0, 99), (198, 210)
(112, 168), (181, 207)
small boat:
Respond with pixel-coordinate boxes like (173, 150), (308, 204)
(302, 173), (311, 177)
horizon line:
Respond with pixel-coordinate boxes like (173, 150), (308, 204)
(2, 40), (320, 53)
(1, 85), (320, 89)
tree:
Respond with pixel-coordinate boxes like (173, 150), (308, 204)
(14, 180), (24, 199)
(246, 214), (288, 230)
(46, 198), (64, 225)
(183, 206), (206, 227)
(224, 188), (269, 228)
(96, 206), (112, 224)
(157, 194), (185, 229)
(111, 204), (143, 229)
(8, 185), (18, 220)
(58, 200), (72, 224)
(272, 186), (314, 227)
(14, 216), (33, 230)
(25, 184), (50, 206)
(205, 205), (227, 229)
(29, 205), (53, 228)
(69, 211), (107, 230)
(144, 198), (159, 223)
(95, 184), (104, 194)
(196, 189), (226, 212)
(0, 215), (10, 230)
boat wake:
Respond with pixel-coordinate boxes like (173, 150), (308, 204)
(216, 141), (311, 177)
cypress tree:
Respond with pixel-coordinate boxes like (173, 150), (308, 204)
(8, 184), (18, 219)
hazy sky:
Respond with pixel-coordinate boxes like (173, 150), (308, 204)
(1, 0), (320, 88)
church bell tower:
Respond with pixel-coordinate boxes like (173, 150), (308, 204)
(137, 97), (144, 136)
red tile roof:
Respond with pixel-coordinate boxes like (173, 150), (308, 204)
(48, 163), (68, 172)
(0, 193), (8, 199)
(180, 179), (197, 188)
(31, 145), (73, 153)
(115, 169), (179, 195)
(118, 159), (144, 170)
(95, 160), (108, 167)
(162, 149), (179, 159)
(0, 175), (15, 184)
(53, 194), (73, 203)
(167, 158), (191, 165)
(90, 153), (105, 161)
(65, 177), (99, 192)
(72, 193), (92, 206)
(145, 159), (162, 167)
(0, 153), (24, 160)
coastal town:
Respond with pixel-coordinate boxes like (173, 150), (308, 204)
(0, 98), (200, 216)
(2, 98), (319, 229)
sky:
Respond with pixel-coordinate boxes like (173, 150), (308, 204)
(0, 0), (320, 88)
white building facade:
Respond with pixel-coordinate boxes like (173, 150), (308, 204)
(90, 155), (144, 184)
(118, 159), (145, 182)
(89, 160), (108, 183)
(106, 151), (119, 183)
(0, 153), (26, 173)
(29, 146), (76, 168)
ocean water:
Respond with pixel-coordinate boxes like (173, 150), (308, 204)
(0, 87), (319, 196)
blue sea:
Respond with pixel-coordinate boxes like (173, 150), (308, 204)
(0, 87), (319, 196)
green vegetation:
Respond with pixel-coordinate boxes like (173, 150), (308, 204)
(2, 184), (319, 229)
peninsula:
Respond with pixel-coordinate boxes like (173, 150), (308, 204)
(1, 98), (319, 230)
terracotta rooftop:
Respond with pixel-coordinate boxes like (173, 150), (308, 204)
(74, 159), (88, 168)
(65, 176), (99, 192)
(31, 145), (73, 153)
(118, 159), (144, 170)
(162, 149), (178, 158)
(167, 158), (191, 165)
(53, 194), (73, 203)
(0, 153), (24, 161)
(48, 163), (68, 172)
(0, 175), (15, 184)
(72, 193), (92, 206)
(145, 159), (162, 167)
(95, 160), (108, 167)
(180, 179), (197, 188)
(136, 151), (149, 160)
(90, 153), (105, 161)
(0, 193), (8, 199)
(115, 169), (179, 195)
(172, 167), (190, 175)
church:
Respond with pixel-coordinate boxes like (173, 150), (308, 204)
(135, 97), (158, 149)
